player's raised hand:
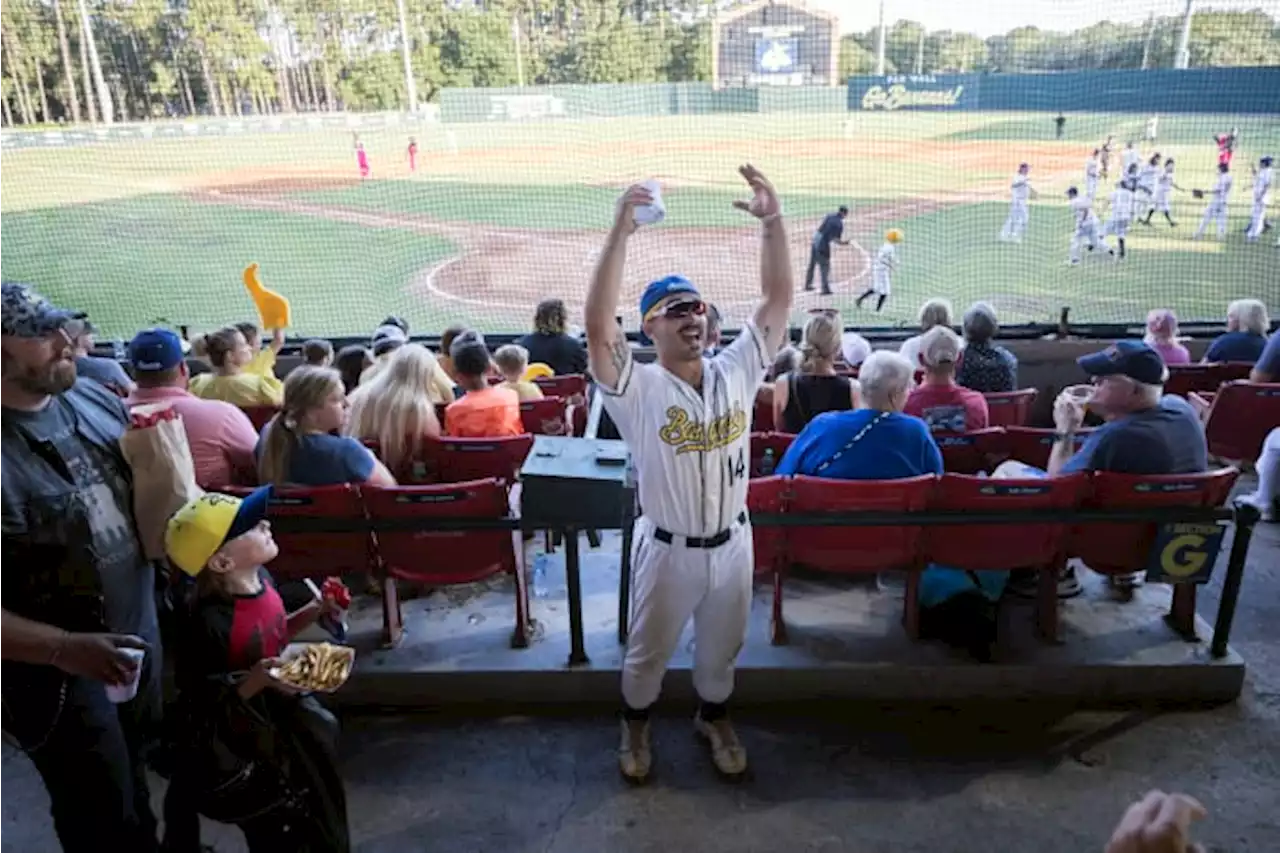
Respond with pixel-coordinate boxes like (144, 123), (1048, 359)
(614, 184), (655, 235)
(1105, 790), (1207, 853)
(733, 164), (781, 220)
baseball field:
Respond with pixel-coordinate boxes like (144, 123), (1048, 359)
(2, 110), (1277, 340)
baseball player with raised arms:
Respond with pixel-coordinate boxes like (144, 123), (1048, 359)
(1065, 186), (1104, 265)
(1142, 158), (1182, 227)
(998, 163), (1036, 243)
(585, 165), (793, 783)
(1085, 149), (1102, 199)
(1247, 155), (1274, 242)
(1194, 162), (1234, 239)
(1100, 136), (1115, 178)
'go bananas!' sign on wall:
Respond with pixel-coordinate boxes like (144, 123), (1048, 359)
(848, 74), (975, 111)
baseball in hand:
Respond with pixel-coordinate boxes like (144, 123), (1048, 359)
(633, 179), (666, 226)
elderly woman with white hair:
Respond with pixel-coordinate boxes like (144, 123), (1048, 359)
(899, 297), (959, 371)
(955, 301), (1018, 392)
(1202, 298), (1269, 364)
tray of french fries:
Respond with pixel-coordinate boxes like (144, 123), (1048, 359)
(269, 642), (355, 693)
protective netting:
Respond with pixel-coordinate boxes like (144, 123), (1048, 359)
(1, 1), (1277, 341)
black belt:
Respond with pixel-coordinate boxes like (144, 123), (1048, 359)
(653, 513), (746, 549)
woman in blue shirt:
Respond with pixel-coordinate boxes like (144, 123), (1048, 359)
(1202, 298), (1269, 364)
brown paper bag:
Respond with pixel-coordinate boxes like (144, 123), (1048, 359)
(121, 404), (203, 560)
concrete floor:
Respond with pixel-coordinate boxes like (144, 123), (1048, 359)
(5, 509), (1279, 852)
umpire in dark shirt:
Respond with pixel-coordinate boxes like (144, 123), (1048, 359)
(805, 206), (850, 296)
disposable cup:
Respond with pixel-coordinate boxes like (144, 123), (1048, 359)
(105, 647), (146, 704)
(633, 179), (666, 226)
(1063, 384), (1094, 405)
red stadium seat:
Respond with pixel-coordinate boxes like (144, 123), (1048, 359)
(983, 388), (1038, 427)
(1068, 468), (1239, 639)
(519, 396), (571, 436)
(364, 479), (527, 649)
(1164, 362), (1252, 398)
(240, 405), (279, 432)
(752, 396), (776, 432)
(418, 435), (534, 485)
(746, 476), (788, 644)
(533, 374), (588, 405)
(750, 431), (795, 477)
(934, 428), (1008, 474)
(782, 474), (935, 638)
(227, 484), (373, 582)
(1201, 382), (1280, 462)
(923, 472), (1088, 640)
(1004, 426), (1094, 470)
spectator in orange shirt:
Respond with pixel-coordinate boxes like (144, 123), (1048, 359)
(444, 336), (522, 438)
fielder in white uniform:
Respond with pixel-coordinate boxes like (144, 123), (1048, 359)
(1065, 186), (1104, 264)
(1247, 156), (1274, 242)
(1122, 141), (1141, 176)
(1102, 178), (1137, 259)
(999, 163), (1035, 243)
(1137, 154), (1161, 202)
(1142, 159), (1181, 227)
(1085, 150), (1102, 200)
(585, 165), (792, 784)
(1194, 163), (1234, 239)
(855, 228), (902, 312)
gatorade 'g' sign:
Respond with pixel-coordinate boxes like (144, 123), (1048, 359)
(1144, 522), (1226, 584)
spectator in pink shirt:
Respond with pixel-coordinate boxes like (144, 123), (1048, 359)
(125, 328), (258, 487)
(1144, 308), (1191, 366)
(904, 325), (990, 433)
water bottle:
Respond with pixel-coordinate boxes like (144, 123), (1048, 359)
(532, 553), (549, 599)
(759, 448), (776, 477)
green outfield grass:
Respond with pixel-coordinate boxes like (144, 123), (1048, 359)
(1, 110), (1276, 338)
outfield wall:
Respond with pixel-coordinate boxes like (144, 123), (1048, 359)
(848, 68), (1280, 113)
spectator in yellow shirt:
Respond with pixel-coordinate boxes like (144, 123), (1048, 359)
(235, 322), (285, 377)
(493, 344), (545, 402)
(189, 326), (284, 407)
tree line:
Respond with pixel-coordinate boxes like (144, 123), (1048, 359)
(2, 1), (1277, 126)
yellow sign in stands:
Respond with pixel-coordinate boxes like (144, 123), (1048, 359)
(1144, 522), (1226, 584)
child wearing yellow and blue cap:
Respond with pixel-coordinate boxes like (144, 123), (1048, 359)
(161, 487), (351, 851)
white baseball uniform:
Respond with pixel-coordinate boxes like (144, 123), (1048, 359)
(1152, 166), (1176, 214)
(1247, 166), (1273, 240)
(1195, 172), (1234, 238)
(1069, 196), (1101, 262)
(1085, 158), (1101, 199)
(999, 173), (1031, 242)
(600, 321), (771, 711)
(1137, 163), (1159, 198)
(1122, 146), (1141, 175)
(1145, 116), (1159, 142)
(872, 241), (896, 295)
(1103, 183), (1135, 241)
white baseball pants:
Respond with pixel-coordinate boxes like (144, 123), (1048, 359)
(1070, 223), (1100, 262)
(1195, 202), (1227, 237)
(1103, 217), (1130, 239)
(872, 268), (892, 296)
(622, 515), (754, 710)
(1086, 178), (1099, 199)
(1000, 203), (1028, 241)
(1247, 200), (1269, 239)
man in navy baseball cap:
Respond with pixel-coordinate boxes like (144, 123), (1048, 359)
(637, 275), (705, 351)
(128, 327), (187, 373)
(1076, 339), (1168, 386)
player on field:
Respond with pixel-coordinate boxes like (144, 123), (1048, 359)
(407, 137), (419, 173)
(1137, 153), (1161, 200)
(1085, 149), (1102, 199)
(1066, 186), (1104, 265)
(1145, 115), (1159, 142)
(1247, 156), (1274, 242)
(1194, 163), (1234, 240)
(998, 163), (1036, 243)
(1100, 136), (1115, 178)
(1142, 158), (1182, 228)
(356, 141), (370, 180)
(1122, 141), (1141, 176)
(1215, 127), (1239, 167)
(1101, 177), (1137, 260)
(855, 229), (902, 313)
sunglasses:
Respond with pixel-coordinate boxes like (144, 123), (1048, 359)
(654, 298), (706, 319)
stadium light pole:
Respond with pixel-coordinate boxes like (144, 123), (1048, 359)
(513, 15), (525, 87)
(396, 0), (418, 113)
(875, 0), (886, 76)
(76, 0), (112, 124)
(1175, 0), (1195, 69)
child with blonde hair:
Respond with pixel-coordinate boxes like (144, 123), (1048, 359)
(493, 344), (545, 401)
(1144, 308), (1191, 365)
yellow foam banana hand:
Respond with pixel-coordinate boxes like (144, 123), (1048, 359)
(243, 263), (291, 330)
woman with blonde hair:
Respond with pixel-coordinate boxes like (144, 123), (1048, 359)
(257, 365), (395, 487)
(1144, 308), (1191, 365)
(345, 344), (444, 474)
(772, 310), (859, 434)
(189, 326), (284, 407)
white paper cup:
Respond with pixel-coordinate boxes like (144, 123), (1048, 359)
(633, 179), (665, 226)
(105, 647), (146, 704)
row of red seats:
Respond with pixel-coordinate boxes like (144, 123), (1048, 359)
(746, 468), (1238, 646)
(1164, 362), (1254, 398)
(753, 388), (1039, 433)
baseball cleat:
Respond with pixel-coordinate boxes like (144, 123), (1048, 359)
(618, 719), (652, 784)
(694, 713), (747, 779)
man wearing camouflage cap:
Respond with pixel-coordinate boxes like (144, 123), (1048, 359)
(1, 283), (162, 852)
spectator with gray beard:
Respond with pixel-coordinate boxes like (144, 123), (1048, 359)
(1, 283), (160, 852)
